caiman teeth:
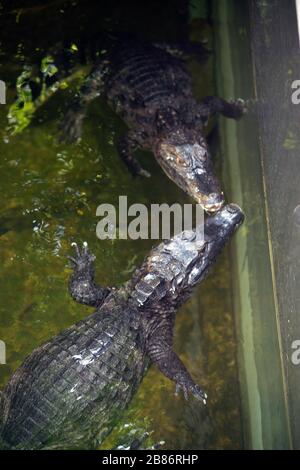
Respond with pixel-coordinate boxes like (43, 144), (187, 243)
(197, 193), (225, 213)
(202, 201), (224, 213)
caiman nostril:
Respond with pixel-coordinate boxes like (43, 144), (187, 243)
(226, 203), (242, 214)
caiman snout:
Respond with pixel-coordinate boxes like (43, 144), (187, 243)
(135, 204), (244, 305)
(155, 140), (224, 213)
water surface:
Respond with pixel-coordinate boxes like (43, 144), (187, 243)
(0, 0), (242, 450)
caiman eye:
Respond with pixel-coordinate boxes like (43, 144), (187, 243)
(196, 241), (208, 253)
(169, 151), (189, 168)
(201, 243), (210, 255)
(176, 156), (189, 167)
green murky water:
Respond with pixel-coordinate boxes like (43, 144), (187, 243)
(0, 0), (242, 449)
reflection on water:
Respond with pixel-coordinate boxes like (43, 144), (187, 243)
(0, 0), (242, 449)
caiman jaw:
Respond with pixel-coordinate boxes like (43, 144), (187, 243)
(197, 192), (225, 213)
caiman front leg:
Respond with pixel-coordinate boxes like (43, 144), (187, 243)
(117, 129), (151, 178)
(147, 323), (207, 403)
(68, 242), (110, 307)
(60, 64), (106, 143)
(198, 96), (247, 122)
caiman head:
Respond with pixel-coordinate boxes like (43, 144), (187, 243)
(154, 108), (224, 213)
(130, 204), (244, 308)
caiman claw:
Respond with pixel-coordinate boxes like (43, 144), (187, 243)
(175, 382), (207, 404)
(229, 98), (248, 119)
(68, 241), (96, 271)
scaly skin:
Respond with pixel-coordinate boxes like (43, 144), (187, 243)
(0, 204), (244, 449)
(60, 35), (247, 212)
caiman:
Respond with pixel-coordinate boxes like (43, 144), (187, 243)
(60, 34), (246, 212)
(0, 204), (244, 449)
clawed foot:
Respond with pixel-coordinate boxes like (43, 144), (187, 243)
(229, 98), (248, 119)
(175, 382), (207, 404)
(68, 241), (96, 271)
(59, 111), (83, 144)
